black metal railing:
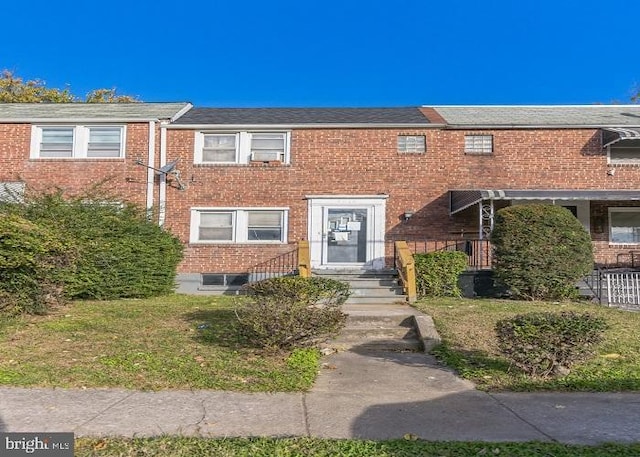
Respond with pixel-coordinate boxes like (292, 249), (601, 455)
(584, 265), (605, 305)
(392, 239), (493, 270)
(247, 248), (298, 283)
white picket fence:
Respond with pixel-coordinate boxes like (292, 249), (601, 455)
(606, 272), (640, 308)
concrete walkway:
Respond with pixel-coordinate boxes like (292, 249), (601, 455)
(1, 305), (639, 444)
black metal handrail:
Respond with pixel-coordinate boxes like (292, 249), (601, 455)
(584, 265), (605, 305)
(247, 247), (298, 283)
(391, 239), (492, 270)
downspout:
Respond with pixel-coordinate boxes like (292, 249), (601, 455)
(146, 121), (156, 218)
(158, 124), (168, 226)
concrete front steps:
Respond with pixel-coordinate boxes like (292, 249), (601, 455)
(323, 304), (441, 353)
(312, 269), (407, 304)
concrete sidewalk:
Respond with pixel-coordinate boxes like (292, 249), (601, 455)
(1, 304), (639, 444)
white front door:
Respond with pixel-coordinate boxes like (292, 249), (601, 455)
(307, 196), (387, 270)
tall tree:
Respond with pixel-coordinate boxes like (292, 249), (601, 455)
(0, 70), (140, 103)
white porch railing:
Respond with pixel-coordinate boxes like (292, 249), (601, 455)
(606, 272), (640, 308)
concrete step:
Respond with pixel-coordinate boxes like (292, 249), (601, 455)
(349, 286), (404, 297)
(345, 296), (407, 304)
(324, 312), (422, 352)
(329, 336), (422, 352)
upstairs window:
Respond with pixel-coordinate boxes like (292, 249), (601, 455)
(397, 135), (425, 153)
(202, 134), (238, 163)
(39, 127), (74, 158)
(609, 139), (640, 165)
(32, 125), (125, 159)
(464, 134), (493, 154)
(195, 131), (290, 164)
(250, 133), (286, 162)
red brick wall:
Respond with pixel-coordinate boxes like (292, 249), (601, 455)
(4, 121), (637, 274)
(0, 122), (155, 205)
(164, 127), (640, 273)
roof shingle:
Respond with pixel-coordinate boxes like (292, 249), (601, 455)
(172, 107), (432, 126)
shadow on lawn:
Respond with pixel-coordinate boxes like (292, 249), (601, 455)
(182, 308), (254, 350)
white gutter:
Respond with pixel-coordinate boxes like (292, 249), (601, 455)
(170, 103), (193, 122)
(146, 121), (156, 215)
(158, 124), (168, 226)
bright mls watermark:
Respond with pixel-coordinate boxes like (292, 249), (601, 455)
(1, 433), (73, 456)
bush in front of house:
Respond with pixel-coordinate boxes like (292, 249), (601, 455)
(491, 204), (593, 300)
(414, 251), (468, 298)
(236, 276), (349, 351)
(0, 213), (76, 314)
(495, 311), (608, 378)
(0, 191), (184, 306)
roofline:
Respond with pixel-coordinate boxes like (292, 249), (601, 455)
(445, 124), (640, 129)
(167, 123), (444, 130)
(425, 104), (640, 108)
(0, 117), (186, 123)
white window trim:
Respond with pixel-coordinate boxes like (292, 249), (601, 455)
(190, 207), (289, 244)
(608, 207), (640, 245)
(30, 125), (126, 159)
(194, 131), (290, 165)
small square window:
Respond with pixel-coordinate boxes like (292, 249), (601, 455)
(398, 135), (425, 153)
(465, 135), (493, 154)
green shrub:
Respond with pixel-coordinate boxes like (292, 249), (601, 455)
(414, 251), (468, 297)
(1, 191), (184, 301)
(0, 214), (75, 314)
(236, 276), (349, 351)
(491, 204), (593, 300)
(496, 311), (608, 378)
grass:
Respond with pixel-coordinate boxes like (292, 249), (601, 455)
(75, 437), (640, 456)
(0, 295), (319, 391)
(413, 298), (640, 391)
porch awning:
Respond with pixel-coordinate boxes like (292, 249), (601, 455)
(602, 127), (640, 148)
(450, 189), (640, 214)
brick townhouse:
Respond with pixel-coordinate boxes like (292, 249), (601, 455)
(1, 103), (640, 294)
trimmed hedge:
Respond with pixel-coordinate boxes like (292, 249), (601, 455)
(496, 311), (608, 378)
(414, 251), (468, 297)
(236, 276), (349, 351)
(491, 204), (593, 300)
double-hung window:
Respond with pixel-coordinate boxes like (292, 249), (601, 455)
(191, 208), (288, 243)
(195, 131), (289, 164)
(609, 208), (640, 244)
(32, 125), (125, 159)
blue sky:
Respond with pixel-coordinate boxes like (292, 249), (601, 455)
(2, 0), (639, 107)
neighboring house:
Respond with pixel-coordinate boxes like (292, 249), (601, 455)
(0, 102), (192, 209)
(2, 103), (640, 294)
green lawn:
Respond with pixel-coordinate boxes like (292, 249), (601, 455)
(75, 437), (640, 457)
(0, 295), (318, 391)
(413, 298), (640, 391)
